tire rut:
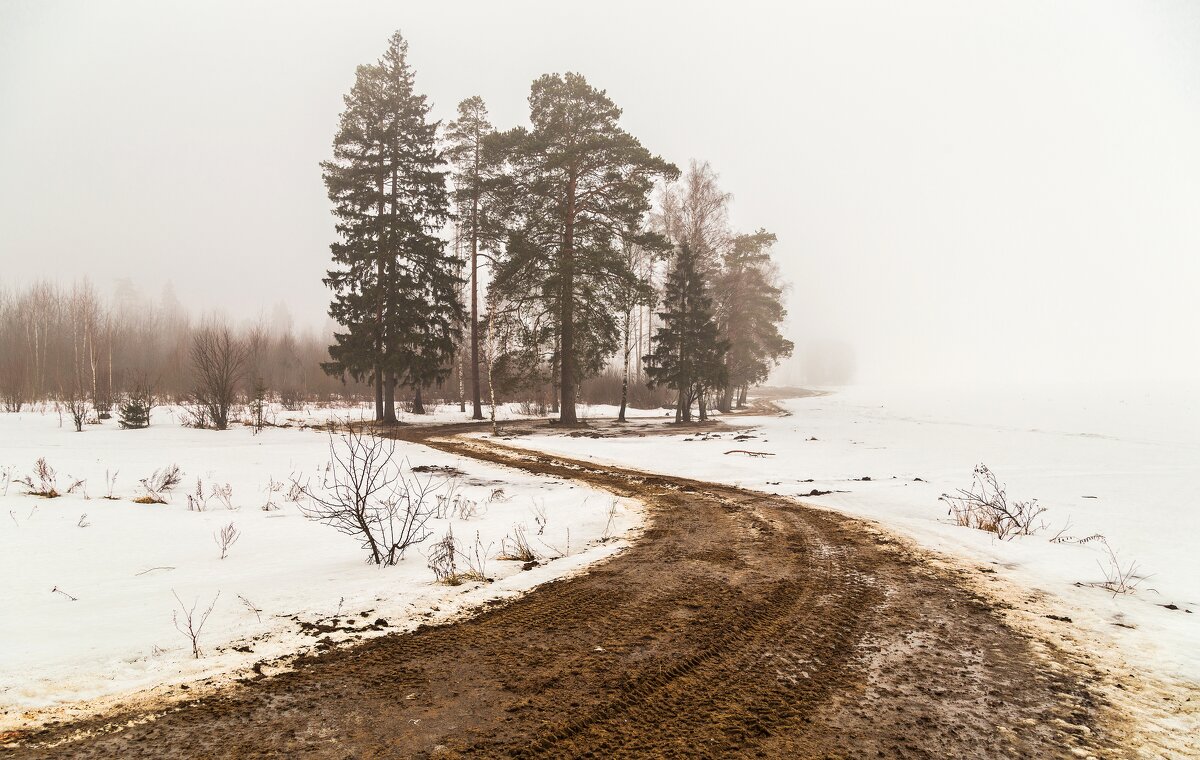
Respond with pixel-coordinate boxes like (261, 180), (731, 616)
(2, 423), (1123, 759)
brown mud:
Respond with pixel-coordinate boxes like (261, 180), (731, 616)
(2, 413), (1124, 759)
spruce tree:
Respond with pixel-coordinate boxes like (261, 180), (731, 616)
(490, 73), (677, 424)
(118, 394), (149, 429)
(321, 31), (461, 423)
(644, 244), (728, 422)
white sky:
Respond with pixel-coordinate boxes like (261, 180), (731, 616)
(2, 0), (1198, 384)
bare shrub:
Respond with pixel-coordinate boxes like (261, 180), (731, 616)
(214, 522), (240, 559)
(1089, 538), (1146, 595)
(532, 500), (548, 535)
(172, 590), (220, 659)
(210, 483), (235, 510)
(262, 476), (283, 511)
(516, 399), (548, 416)
(497, 524), (537, 563)
(19, 457), (60, 498)
(939, 464), (1046, 540)
(60, 390), (88, 432)
(187, 477), (205, 511)
(297, 425), (440, 566)
(190, 324), (249, 430)
(428, 527), (490, 585)
(1, 466), (13, 497)
(602, 498), (621, 541)
(427, 526), (460, 584)
(138, 464), (183, 504)
(102, 469), (119, 500)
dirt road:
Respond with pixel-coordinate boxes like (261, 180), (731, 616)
(4, 422), (1120, 758)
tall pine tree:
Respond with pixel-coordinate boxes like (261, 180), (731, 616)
(490, 73), (677, 424)
(644, 244), (728, 423)
(445, 96), (500, 421)
(321, 31), (461, 423)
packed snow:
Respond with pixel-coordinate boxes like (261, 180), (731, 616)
(0, 405), (641, 731)
(492, 384), (1200, 709)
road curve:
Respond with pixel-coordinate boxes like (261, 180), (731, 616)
(4, 421), (1121, 758)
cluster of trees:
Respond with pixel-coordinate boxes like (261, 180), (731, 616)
(323, 31), (793, 425)
(0, 280), (369, 426)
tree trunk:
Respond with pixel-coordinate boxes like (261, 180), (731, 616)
(737, 384), (748, 408)
(374, 371), (384, 421)
(470, 177), (484, 420)
(718, 384), (734, 414)
(698, 388), (708, 421)
(382, 370), (397, 424)
(412, 386), (425, 415)
(558, 173), (578, 424)
(618, 305), (631, 423)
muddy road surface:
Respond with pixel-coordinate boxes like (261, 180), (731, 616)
(4, 422), (1121, 758)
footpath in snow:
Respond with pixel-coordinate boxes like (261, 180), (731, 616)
(0, 404), (641, 732)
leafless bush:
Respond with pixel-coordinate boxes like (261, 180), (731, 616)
(602, 498), (621, 541)
(187, 477), (205, 511)
(172, 590), (220, 658)
(214, 522), (240, 559)
(211, 483), (235, 510)
(190, 324), (249, 430)
(284, 477), (305, 503)
(19, 457), (60, 498)
(939, 464), (1046, 540)
(1088, 538), (1146, 595)
(262, 476), (283, 511)
(516, 399), (547, 416)
(427, 526), (460, 584)
(0, 466), (13, 497)
(428, 527), (490, 585)
(434, 478), (463, 519)
(498, 524), (537, 563)
(532, 500), (548, 535)
(102, 469), (119, 500)
(137, 464), (182, 504)
(60, 390), (89, 432)
(180, 402), (210, 429)
(297, 425), (441, 566)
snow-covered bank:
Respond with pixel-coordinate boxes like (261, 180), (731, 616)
(491, 383), (1200, 735)
(0, 407), (642, 731)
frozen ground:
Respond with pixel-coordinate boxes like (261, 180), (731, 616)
(0, 405), (641, 731)
(492, 383), (1200, 708)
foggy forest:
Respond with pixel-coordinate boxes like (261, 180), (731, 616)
(1, 3), (1197, 758)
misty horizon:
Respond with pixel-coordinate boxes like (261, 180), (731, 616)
(3, 0), (1199, 385)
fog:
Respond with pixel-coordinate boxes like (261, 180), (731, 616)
(2, 0), (1198, 385)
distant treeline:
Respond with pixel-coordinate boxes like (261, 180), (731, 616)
(0, 280), (366, 414)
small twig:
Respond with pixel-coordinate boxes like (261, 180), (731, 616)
(723, 450), (775, 457)
(135, 566), (176, 576)
(238, 594), (263, 623)
(51, 585), (78, 601)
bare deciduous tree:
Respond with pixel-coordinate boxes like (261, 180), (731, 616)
(171, 589), (220, 659)
(190, 324), (249, 430)
(297, 425), (440, 566)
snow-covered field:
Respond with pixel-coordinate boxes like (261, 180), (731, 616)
(0, 405), (641, 731)
(493, 383), (1200, 717)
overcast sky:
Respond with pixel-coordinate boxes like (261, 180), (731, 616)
(2, 0), (1198, 384)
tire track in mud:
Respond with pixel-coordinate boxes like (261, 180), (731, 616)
(3, 423), (1123, 759)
